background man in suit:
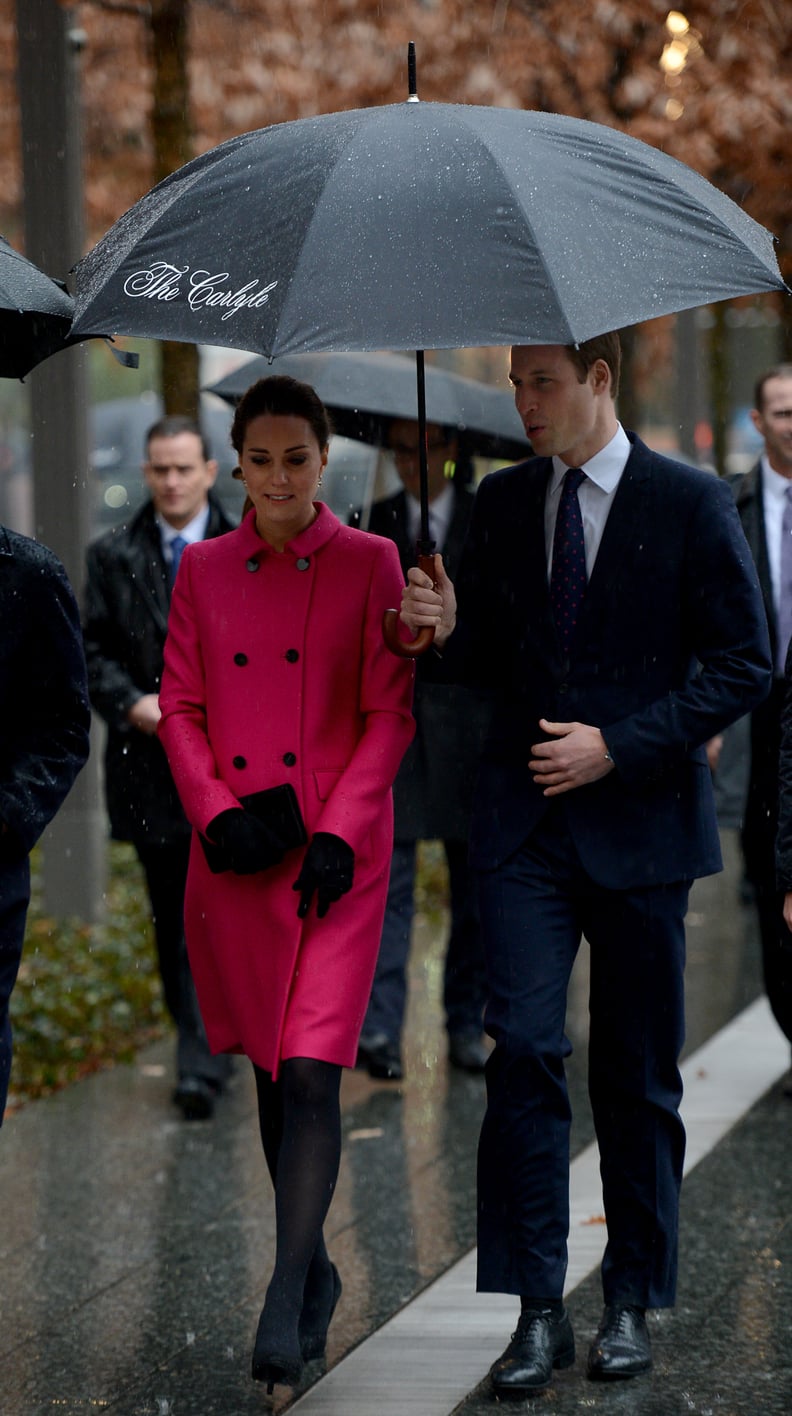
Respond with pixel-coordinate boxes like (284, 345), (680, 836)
(83, 416), (235, 1119)
(351, 420), (490, 1080)
(401, 334), (771, 1394)
(727, 366), (792, 1062)
(1, 526), (90, 1123)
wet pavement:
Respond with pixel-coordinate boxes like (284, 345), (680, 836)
(1, 827), (790, 1416)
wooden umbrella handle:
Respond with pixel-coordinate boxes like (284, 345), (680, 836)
(382, 552), (437, 658)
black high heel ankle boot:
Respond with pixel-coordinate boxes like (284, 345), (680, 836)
(299, 1263), (342, 1361)
(251, 1300), (304, 1392)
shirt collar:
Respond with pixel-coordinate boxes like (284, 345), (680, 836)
(550, 423), (631, 494)
(157, 504), (211, 545)
(406, 481), (454, 528)
(760, 454), (792, 498)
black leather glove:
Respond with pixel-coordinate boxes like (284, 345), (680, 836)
(206, 808), (285, 875)
(293, 832), (354, 919)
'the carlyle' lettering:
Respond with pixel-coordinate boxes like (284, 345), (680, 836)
(123, 262), (278, 319)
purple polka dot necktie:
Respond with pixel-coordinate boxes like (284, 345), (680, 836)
(550, 467), (587, 653)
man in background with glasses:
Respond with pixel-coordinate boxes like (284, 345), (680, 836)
(351, 418), (491, 1080)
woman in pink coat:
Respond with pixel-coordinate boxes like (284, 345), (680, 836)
(158, 375), (414, 1392)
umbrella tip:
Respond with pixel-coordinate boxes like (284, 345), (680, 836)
(407, 41), (419, 102)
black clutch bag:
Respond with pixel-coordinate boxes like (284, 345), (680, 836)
(199, 783), (307, 873)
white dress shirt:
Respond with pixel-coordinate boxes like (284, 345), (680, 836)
(760, 455), (792, 624)
(406, 482), (455, 552)
(545, 424), (632, 580)
(157, 504), (211, 573)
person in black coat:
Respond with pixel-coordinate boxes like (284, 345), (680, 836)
(402, 334), (771, 1394)
(728, 365), (792, 1059)
(83, 415), (235, 1118)
(0, 525), (90, 1123)
(350, 419), (491, 1079)
(775, 638), (792, 1030)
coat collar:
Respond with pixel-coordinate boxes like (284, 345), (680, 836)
(236, 501), (342, 562)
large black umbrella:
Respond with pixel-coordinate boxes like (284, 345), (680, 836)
(71, 101), (784, 356)
(70, 60), (786, 648)
(0, 234), (74, 379)
(206, 350), (529, 462)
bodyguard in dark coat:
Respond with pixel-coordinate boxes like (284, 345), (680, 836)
(351, 419), (491, 1080)
(734, 363), (792, 1056)
(401, 335), (771, 1393)
(83, 416), (235, 1118)
(728, 375), (792, 1049)
(0, 525), (90, 1122)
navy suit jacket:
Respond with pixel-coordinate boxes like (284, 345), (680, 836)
(443, 434), (772, 888)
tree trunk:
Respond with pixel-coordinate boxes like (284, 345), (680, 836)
(616, 325), (640, 433)
(150, 0), (199, 417)
(708, 304), (729, 476)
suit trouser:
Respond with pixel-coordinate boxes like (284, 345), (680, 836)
(135, 838), (229, 1087)
(742, 681), (792, 1044)
(476, 805), (688, 1308)
(363, 839), (487, 1044)
(0, 856), (29, 1123)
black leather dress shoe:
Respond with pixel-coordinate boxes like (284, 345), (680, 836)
(448, 1032), (489, 1072)
(587, 1303), (651, 1379)
(173, 1075), (217, 1120)
(356, 1032), (403, 1080)
(490, 1307), (575, 1395)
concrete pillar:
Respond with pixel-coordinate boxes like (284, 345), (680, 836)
(16, 0), (106, 921)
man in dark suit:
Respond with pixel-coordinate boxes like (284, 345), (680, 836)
(728, 366), (792, 1059)
(83, 416), (235, 1119)
(1, 526), (90, 1122)
(351, 420), (491, 1080)
(401, 334), (772, 1393)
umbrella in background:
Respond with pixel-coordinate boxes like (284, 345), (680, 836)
(206, 350), (529, 463)
(0, 234), (138, 380)
(70, 45), (787, 651)
(0, 234), (74, 379)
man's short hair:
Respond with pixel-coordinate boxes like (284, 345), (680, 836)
(145, 415), (212, 462)
(753, 364), (792, 414)
(566, 332), (622, 400)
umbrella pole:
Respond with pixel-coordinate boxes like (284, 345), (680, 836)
(384, 44), (437, 656)
(381, 349), (437, 657)
(415, 349), (434, 554)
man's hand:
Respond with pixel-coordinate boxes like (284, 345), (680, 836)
(400, 554), (457, 648)
(128, 693), (161, 735)
(529, 719), (615, 796)
(705, 734), (724, 773)
(783, 892), (792, 932)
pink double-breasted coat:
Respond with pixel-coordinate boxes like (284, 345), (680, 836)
(158, 504), (415, 1075)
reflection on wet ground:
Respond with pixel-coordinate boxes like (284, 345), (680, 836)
(0, 828), (789, 1415)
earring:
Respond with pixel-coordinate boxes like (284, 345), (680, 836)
(317, 477), (324, 489)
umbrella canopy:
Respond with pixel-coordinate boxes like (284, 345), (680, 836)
(206, 350), (529, 462)
(0, 234), (74, 379)
(71, 100), (786, 358)
(70, 86), (787, 655)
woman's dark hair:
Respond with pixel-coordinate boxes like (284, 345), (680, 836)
(230, 375), (332, 456)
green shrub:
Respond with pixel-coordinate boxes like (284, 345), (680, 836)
(6, 838), (451, 1113)
(7, 842), (167, 1111)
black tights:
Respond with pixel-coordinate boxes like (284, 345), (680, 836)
(253, 1057), (341, 1343)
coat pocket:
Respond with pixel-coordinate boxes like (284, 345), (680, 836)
(313, 769), (343, 802)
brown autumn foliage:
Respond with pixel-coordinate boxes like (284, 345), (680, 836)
(1, 0), (790, 273)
